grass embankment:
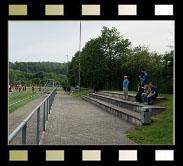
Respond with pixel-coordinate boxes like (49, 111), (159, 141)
(71, 88), (93, 97)
(9, 87), (40, 114)
(126, 93), (173, 145)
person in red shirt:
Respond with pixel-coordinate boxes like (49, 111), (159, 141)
(23, 85), (25, 91)
(32, 85), (35, 93)
(10, 84), (12, 90)
(15, 84), (19, 90)
(39, 84), (42, 91)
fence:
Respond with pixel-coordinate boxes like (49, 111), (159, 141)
(9, 88), (57, 145)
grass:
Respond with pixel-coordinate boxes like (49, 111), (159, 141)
(126, 93), (173, 144)
(71, 88), (93, 97)
(9, 87), (41, 114)
(108, 90), (173, 144)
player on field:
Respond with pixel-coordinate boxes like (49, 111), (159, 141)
(32, 84), (35, 93)
(39, 84), (42, 91)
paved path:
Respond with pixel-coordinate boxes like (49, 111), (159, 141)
(41, 91), (136, 145)
(9, 94), (48, 145)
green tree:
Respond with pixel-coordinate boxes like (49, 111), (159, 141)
(67, 52), (80, 87)
(99, 26), (132, 89)
(80, 38), (107, 89)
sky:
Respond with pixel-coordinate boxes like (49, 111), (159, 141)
(9, 21), (174, 63)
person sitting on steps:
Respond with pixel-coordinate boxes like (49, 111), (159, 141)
(141, 84), (151, 103)
(135, 83), (144, 103)
(144, 82), (158, 105)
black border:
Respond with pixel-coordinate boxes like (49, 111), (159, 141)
(0, 0), (181, 165)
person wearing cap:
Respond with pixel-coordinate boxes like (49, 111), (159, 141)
(123, 76), (129, 100)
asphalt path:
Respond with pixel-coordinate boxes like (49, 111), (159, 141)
(40, 91), (136, 145)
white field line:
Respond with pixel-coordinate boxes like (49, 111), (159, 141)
(9, 93), (39, 107)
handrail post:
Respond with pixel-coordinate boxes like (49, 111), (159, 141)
(50, 95), (51, 109)
(36, 107), (40, 144)
(52, 93), (53, 105)
(22, 124), (27, 144)
(50, 94), (52, 106)
(43, 102), (45, 131)
(46, 98), (48, 120)
(49, 96), (51, 114)
(51, 93), (52, 105)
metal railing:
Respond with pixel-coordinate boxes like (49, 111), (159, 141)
(9, 88), (57, 145)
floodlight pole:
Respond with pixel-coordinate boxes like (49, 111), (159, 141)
(66, 55), (68, 73)
(78, 21), (81, 92)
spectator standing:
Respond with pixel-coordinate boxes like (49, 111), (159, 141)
(93, 86), (98, 93)
(67, 87), (71, 95)
(139, 69), (144, 78)
(123, 76), (129, 100)
(144, 82), (158, 104)
(139, 75), (143, 84)
(141, 70), (148, 87)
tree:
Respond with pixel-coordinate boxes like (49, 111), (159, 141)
(67, 52), (80, 86)
(99, 26), (132, 89)
(80, 38), (107, 89)
(9, 62), (68, 87)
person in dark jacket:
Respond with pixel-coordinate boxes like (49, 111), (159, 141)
(136, 83), (144, 103)
(139, 69), (144, 78)
(93, 86), (99, 93)
(67, 87), (71, 95)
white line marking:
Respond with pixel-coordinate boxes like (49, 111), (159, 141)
(9, 94), (39, 106)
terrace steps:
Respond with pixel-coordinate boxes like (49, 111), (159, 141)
(81, 95), (142, 126)
(81, 91), (167, 126)
(97, 91), (167, 104)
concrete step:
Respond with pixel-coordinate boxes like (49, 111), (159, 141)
(89, 93), (166, 115)
(81, 95), (142, 127)
(97, 91), (167, 104)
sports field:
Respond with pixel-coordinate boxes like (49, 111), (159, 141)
(9, 87), (40, 114)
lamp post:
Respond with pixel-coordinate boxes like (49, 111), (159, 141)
(78, 21), (81, 91)
(66, 55), (68, 73)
